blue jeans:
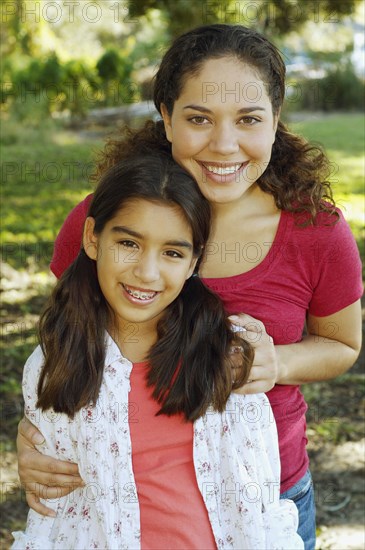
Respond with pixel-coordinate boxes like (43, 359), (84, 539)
(280, 469), (316, 550)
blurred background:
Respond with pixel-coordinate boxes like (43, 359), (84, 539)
(1, 1), (364, 548)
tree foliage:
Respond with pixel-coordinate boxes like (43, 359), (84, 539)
(128, 0), (358, 38)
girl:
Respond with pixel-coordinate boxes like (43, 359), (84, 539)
(12, 151), (303, 549)
(17, 24), (363, 550)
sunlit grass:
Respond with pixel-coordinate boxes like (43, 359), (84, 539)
(1, 112), (364, 270)
(291, 113), (365, 156)
(291, 113), (364, 245)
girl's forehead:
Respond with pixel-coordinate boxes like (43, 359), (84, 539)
(114, 198), (180, 215)
(108, 198), (191, 229)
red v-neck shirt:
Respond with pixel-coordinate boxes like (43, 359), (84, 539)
(51, 195), (363, 492)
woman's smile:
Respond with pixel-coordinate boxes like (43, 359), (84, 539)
(161, 57), (278, 205)
(197, 160), (250, 184)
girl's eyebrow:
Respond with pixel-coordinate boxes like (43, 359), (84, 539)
(183, 104), (266, 114)
(111, 226), (193, 250)
(111, 226), (142, 238)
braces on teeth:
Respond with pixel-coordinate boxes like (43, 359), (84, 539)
(126, 288), (156, 300)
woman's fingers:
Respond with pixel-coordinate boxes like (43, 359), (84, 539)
(18, 446), (84, 514)
(23, 479), (83, 516)
(18, 446), (83, 486)
(229, 313), (278, 393)
(24, 493), (57, 518)
(229, 314), (273, 342)
(17, 418), (83, 515)
(18, 416), (45, 445)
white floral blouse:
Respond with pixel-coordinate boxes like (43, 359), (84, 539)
(12, 335), (303, 550)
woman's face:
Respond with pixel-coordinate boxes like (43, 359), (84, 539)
(161, 57), (278, 205)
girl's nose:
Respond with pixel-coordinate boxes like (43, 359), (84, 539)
(208, 123), (240, 155)
(133, 252), (160, 283)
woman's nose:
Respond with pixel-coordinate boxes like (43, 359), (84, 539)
(208, 122), (240, 155)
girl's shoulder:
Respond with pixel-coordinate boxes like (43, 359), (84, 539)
(23, 345), (44, 376)
(22, 346), (45, 411)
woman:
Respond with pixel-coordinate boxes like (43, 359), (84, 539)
(17, 24), (362, 550)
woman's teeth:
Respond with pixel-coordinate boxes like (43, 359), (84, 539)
(125, 287), (157, 300)
(203, 163), (243, 175)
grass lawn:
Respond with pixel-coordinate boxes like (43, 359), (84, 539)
(290, 112), (364, 248)
(1, 119), (104, 271)
(2, 112), (363, 272)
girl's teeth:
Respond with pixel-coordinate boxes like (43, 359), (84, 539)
(203, 164), (242, 175)
(125, 287), (156, 300)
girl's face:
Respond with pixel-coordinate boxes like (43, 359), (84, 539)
(161, 57), (278, 205)
(84, 199), (197, 336)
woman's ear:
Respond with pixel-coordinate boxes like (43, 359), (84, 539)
(160, 103), (173, 143)
(83, 217), (98, 260)
(273, 109), (281, 134)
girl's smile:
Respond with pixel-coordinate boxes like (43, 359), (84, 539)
(122, 283), (160, 304)
(84, 199), (197, 339)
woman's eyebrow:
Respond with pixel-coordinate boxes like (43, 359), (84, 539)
(183, 104), (266, 113)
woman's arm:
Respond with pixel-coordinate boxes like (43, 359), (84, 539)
(17, 417), (84, 516)
(231, 299), (362, 393)
(276, 299), (362, 385)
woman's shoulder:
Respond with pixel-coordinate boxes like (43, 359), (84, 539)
(51, 194), (94, 278)
(284, 205), (354, 240)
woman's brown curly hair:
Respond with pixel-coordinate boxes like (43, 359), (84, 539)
(94, 24), (337, 224)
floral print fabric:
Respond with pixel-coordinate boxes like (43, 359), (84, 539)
(12, 335), (303, 549)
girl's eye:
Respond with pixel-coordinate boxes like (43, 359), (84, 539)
(165, 250), (184, 259)
(119, 240), (138, 249)
(188, 116), (209, 125)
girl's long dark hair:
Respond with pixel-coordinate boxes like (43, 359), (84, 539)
(37, 152), (253, 420)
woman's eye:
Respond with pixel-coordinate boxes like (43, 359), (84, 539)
(188, 116), (209, 125)
(240, 116), (260, 125)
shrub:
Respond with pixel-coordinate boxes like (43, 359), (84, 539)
(295, 63), (365, 111)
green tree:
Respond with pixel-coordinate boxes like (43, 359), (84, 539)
(128, 0), (358, 38)
(1, 0), (52, 57)
(96, 48), (134, 105)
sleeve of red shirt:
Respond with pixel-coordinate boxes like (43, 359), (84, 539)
(308, 208), (363, 317)
(50, 194), (94, 278)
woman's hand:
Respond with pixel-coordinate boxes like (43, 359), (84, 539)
(229, 313), (278, 394)
(17, 417), (84, 516)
